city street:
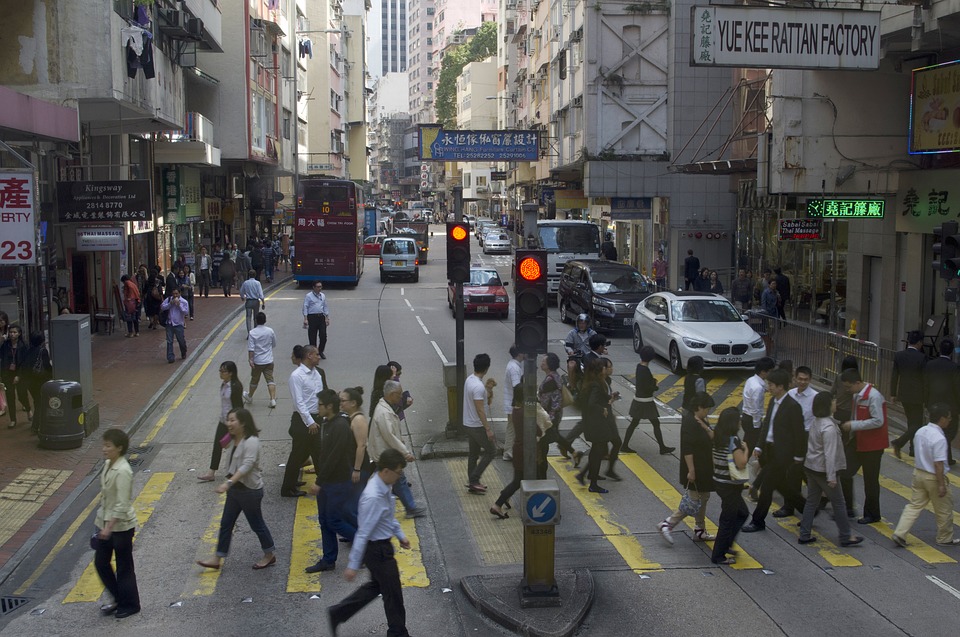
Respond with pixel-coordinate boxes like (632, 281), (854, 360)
(0, 227), (959, 636)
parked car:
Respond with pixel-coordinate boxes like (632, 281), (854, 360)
(482, 231), (512, 255)
(465, 214), (477, 229)
(476, 219), (496, 242)
(632, 291), (766, 374)
(380, 236), (419, 283)
(557, 260), (652, 332)
(362, 234), (387, 256)
(447, 267), (510, 318)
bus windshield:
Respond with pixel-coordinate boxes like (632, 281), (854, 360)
(537, 224), (600, 253)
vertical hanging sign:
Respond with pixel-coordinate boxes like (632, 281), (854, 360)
(0, 170), (37, 264)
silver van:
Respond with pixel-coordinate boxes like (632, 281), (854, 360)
(380, 236), (419, 282)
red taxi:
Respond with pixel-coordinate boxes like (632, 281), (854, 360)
(447, 267), (510, 318)
(362, 234), (387, 256)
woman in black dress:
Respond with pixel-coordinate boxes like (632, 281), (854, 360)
(681, 355), (706, 411)
(657, 391), (716, 544)
(575, 358), (619, 493)
(622, 345), (674, 455)
(143, 266), (164, 330)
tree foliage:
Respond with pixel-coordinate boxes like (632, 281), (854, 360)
(435, 22), (498, 129)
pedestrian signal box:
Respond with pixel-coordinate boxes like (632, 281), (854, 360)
(446, 221), (471, 283)
(515, 250), (548, 354)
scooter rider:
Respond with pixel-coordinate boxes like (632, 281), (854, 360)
(564, 314), (597, 359)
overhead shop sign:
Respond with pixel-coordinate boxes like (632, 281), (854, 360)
(779, 218), (823, 241)
(418, 125), (539, 161)
(0, 171), (37, 265)
(57, 179), (152, 222)
(807, 198), (885, 218)
(76, 227), (124, 251)
(690, 6), (881, 70)
(610, 197), (652, 220)
(909, 60), (960, 155)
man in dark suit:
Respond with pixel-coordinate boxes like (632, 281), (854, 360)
(683, 249), (700, 291)
(924, 338), (959, 466)
(742, 368), (807, 532)
(890, 330), (928, 457)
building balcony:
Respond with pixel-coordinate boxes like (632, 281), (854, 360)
(154, 112), (221, 166)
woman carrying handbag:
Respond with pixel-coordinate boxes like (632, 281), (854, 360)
(711, 407), (750, 564)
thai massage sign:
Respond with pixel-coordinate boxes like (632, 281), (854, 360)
(690, 6), (880, 70)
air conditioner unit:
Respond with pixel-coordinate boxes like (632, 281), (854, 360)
(571, 28), (583, 42)
(186, 17), (204, 40)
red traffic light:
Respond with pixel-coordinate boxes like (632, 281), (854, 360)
(518, 256), (543, 281)
(450, 224), (468, 241)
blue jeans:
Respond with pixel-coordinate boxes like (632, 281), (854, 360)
(165, 323), (186, 362)
(264, 262), (274, 281)
(392, 473), (417, 512)
(216, 486), (275, 556)
(317, 481), (358, 564)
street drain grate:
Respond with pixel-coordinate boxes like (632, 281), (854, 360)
(0, 596), (29, 615)
(128, 457), (144, 467)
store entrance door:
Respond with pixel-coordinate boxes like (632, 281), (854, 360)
(72, 254), (89, 314)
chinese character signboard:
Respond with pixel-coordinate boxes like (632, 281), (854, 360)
(779, 218), (823, 241)
(76, 227), (124, 252)
(556, 190), (588, 209)
(690, 7), (880, 70)
(895, 169), (960, 233)
(419, 126), (540, 161)
(57, 180), (152, 223)
(807, 199), (884, 218)
(909, 60), (960, 154)
(610, 197), (653, 220)
(0, 171), (37, 265)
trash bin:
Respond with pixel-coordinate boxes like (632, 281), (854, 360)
(38, 380), (85, 450)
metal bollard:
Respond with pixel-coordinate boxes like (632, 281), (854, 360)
(520, 479), (561, 607)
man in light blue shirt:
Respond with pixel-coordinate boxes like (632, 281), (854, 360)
(160, 288), (189, 363)
(239, 269), (265, 335)
(328, 448), (410, 637)
(302, 282), (331, 358)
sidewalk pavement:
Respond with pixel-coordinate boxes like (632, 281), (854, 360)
(0, 273), (293, 584)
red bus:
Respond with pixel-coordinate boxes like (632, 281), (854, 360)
(293, 177), (365, 286)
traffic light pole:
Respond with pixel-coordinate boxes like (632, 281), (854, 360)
(522, 356), (538, 480)
(454, 186), (465, 437)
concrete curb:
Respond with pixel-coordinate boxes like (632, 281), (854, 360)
(0, 274), (293, 587)
(459, 569), (594, 637)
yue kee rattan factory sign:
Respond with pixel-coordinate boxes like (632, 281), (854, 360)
(690, 6), (881, 70)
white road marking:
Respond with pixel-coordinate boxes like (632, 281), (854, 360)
(405, 298), (413, 310)
(431, 340), (449, 365)
(416, 316), (430, 335)
(927, 575), (960, 600)
(401, 287), (405, 295)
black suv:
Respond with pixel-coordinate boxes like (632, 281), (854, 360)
(557, 260), (652, 332)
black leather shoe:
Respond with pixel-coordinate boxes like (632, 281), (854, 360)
(296, 481), (306, 487)
(857, 516), (880, 524)
(327, 608), (340, 637)
(741, 523), (766, 533)
(772, 508), (793, 518)
(281, 490), (306, 498)
(305, 560), (335, 573)
(797, 536), (817, 544)
(115, 608), (140, 619)
(319, 352), (327, 359)
(100, 603), (118, 615)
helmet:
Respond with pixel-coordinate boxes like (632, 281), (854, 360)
(577, 313), (589, 324)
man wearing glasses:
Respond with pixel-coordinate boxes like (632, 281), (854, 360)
(303, 281), (331, 359)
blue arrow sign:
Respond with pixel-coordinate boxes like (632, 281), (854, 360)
(526, 492), (557, 524)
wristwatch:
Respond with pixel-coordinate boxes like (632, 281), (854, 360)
(226, 479), (233, 485)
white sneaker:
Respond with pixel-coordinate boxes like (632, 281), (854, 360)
(269, 399), (277, 408)
(242, 392), (252, 404)
(658, 520), (674, 546)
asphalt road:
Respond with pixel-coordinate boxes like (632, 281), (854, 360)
(1, 227), (959, 636)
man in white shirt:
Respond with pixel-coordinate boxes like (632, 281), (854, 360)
(369, 380), (425, 518)
(302, 281), (331, 358)
(245, 312), (278, 408)
(197, 246), (211, 298)
(741, 357), (775, 493)
(281, 345), (325, 497)
(239, 270), (265, 335)
(502, 346), (524, 461)
(892, 403), (960, 547)
(464, 353), (496, 494)
(787, 366), (816, 433)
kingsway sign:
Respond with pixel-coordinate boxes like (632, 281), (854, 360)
(690, 7), (881, 70)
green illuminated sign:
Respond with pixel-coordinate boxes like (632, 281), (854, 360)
(807, 199), (885, 218)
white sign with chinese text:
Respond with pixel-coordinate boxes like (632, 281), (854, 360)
(76, 227), (124, 251)
(0, 170), (37, 264)
(690, 7), (880, 70)
(895, 169), (960, 234)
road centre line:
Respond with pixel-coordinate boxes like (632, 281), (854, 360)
(64, 472), (175, 603)
(416, 316), (430, 335)
(431, 341), (449, 365)
(405, 298), (413, 309)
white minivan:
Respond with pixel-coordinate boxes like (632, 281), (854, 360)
(380, 237), (419, 283)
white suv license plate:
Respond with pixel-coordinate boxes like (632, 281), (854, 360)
(718, 356), (742, 363)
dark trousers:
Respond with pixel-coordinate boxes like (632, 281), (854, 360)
(540, 424), (575, 457)
(198, 269), (211, 297)
(564, 419), (586, 445)
(306, 313), (328, 352)
(465, 426), (496, 485)
(842, 449), (883, 520)
(208, 421), (229, 471)
(281, 414), (322, 493)
(328, 540), (409, 637)
(583, 440), (607, 483)
(712, 483), (749, 562)
(217, 485), (274, 556)
(94, 528), (140, 614)
(317, 481), (358, 564)
(945, 416), (958, 464)
(165, 323), (186, 362)
(892, 401), (925, 452)
(496, 464), (523, 508)
(1, 374), (30, 424)
(750, 455), (806, 526)
(799, 469), (852, 542)
(624, 415), (667, 450)
(741, 415), (760, 452)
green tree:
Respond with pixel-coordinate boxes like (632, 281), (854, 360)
(435, 22), (498, 129)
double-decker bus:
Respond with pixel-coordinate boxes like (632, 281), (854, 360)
(293, 177), (364, 286)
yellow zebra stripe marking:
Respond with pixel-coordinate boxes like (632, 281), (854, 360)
(547, 457), (662, 573)
(446, 458), (523, 565)
(185, 492), (225, 596)
(776, 516), (862, 567)
(395, 502), (429, 587)
(868, 519), (956, 564)
(63, 472), (175, 603)
(286, 492), (324, 593)
(709, 381), (745, 421)
(617, 454), (761, 570)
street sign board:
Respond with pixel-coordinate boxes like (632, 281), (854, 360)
(807, 198), (884, 218)
(779, 218), (823, 241)
(418, 125), (539, 161)
(0, 170), (37, 264)
(610, 197), (653, 220)
(521, 479), (560, 526)
(525, 493), (557, 525)
(57, 179), (152, 222)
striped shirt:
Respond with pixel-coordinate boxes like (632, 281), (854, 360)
(713, 435), (747, 485)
